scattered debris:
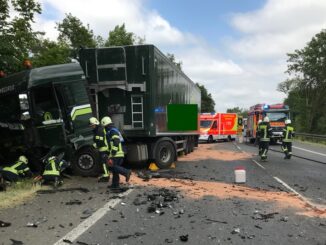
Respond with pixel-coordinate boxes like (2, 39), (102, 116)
(179, 234), (189, 242)
(26, 222), (38, 228)
(80, 208), (94, 219)
(280, 216), (289, 222)
(65, 199), (82, 205)
(10, 239), (23, 245)
(252, 212), (279, 221)
(62, 239), (73, 244)
(254, 225), (262, 229)
(164, 238), (173, 243)
(118, 232), (146, 239)
(76, 241), (89, 245)
(37, 187), (90, 194)
(205, 218), (228, 224)
(0, 220), (11, 227)
(231, 228), (240, 234)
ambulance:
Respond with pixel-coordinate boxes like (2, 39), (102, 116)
(199, 113), (238, 143)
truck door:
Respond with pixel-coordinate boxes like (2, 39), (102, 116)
(31, 84), (66, 147)
(211, 120), (218, 140)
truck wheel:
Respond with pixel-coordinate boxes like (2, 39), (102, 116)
(155, 141), (175, 169)
(207, 135), (213, 143)
(72, 147), (101, 176)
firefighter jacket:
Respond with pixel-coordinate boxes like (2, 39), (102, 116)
(2, 160), (31, 177)
(105, 126), (124, 158)
(92, 125), (108, 152)
(258, 122), (272, 142)
(43, 158), (68, 177)
(283, 124), (295, 142)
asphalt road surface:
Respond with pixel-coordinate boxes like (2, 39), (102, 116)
(0, 140), (325, 245)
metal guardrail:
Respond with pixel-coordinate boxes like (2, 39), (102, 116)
(295, 133), (326, 140)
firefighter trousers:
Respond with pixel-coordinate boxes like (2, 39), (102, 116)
(282, 142), (292, 159)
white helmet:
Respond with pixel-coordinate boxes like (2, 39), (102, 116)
(258, 119), (262, 124)
(285, 119), (291, 124)
(19, 155), (28, 164)
(101, 116), (112, 126)
(263, 117), (270, 123)
(89, 117), (99, 126)
(48, 156), (56, 161)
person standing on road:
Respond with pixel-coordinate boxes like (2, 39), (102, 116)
(89, 117), (110, 182)
(282, 119), (295, 159)
(258, 117), (272, 161)
(0, 155), (32, 182)
(256, 119), (263, 156)
(101, 116), (131, 189)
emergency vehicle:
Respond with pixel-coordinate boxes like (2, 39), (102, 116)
(246, 103), (290, 144)
(199, 113), (238, 143)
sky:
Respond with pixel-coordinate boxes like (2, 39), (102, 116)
(33, 0), (326, 112)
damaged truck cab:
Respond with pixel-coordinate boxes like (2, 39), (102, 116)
(0, 63), (94, 173)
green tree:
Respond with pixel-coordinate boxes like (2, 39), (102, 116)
(166, 53), (182, 70)
(196, 83), (215, 112)
(226, 107), (248, 117)
(31, 39), (71, 67)
(57, 13), (96, 59)
(279, 29), (326, 133)
(0, 0), (42, 73)
(105, 24), (134, 46)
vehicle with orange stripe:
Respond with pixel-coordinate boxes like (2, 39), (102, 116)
(199, 113), (238, 143)
(246, 103), (290, 144)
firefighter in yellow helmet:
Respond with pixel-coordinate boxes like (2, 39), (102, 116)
(101, 116), (131, 190)
(89, 117), (110, 182)
(0, 155), (32, 182)
(42, 155), (69, 188)
(257, 117), (272, 161)
(282, 119), (295, 159)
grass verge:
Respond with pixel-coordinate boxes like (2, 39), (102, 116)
(0, 179), (43, 209)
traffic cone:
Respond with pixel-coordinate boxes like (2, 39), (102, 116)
(148, 162), (159, 171)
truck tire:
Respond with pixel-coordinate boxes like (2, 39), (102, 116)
(72, 147), (101, 176)
(155, 141), (175, 169)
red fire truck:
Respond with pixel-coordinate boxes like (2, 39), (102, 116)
(199, 113), (238, 143)
(246, 103), (290, 143)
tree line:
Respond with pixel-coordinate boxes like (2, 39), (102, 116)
(278, 29), (326, 134)
(0, 0), (216, 112)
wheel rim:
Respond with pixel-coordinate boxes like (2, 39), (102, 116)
(160, 147), (171, 163)
(78, 154), (94, 170)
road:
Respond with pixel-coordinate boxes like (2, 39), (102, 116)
(0, 140), (325, 245)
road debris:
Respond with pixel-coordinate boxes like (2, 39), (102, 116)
(0, 220), (11, 227)
(117, 232), (146, 239)
(65, 199), (82, 205)
(80, 208), (94, 219)
(252, 211), (279, 221)
(62, 239), (73, 244)
(231, 228), (240, 234)
(37, 187), (90, 194)
(179, 234), (189, 242)
(10, 239), (23, 245)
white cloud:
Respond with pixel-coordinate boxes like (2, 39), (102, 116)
(31, 0), (326, 112)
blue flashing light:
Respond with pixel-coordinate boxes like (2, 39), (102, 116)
(263, 105), (269, 110)
(154, 107), (165, 113)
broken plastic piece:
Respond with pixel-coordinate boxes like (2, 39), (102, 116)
(0, 220), (11, 227)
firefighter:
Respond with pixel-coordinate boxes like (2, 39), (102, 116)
(101, 116), (131, 190)
(42, 155), (69, 187)
(89, 117), (111, 182)
(256, 119), (263, 155)
(282, 119), (295, 159)
(258, 117), (272, 161)
(0, 156), (32, 182)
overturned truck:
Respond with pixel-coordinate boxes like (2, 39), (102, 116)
(0, 45), (201, 176)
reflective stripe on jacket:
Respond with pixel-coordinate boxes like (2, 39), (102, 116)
(3, 161), (29, 176)
(93, 126), (108, 152)
(258, 122), (271, 142)
(43, 159), (61, 176)
(283, 125), (295, 142)
(105, 127), (124, 158)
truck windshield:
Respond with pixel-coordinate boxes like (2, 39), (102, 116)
(200, 120), (212, 128)
(0, 94), (20, 122)
(266, 112), (288, 122)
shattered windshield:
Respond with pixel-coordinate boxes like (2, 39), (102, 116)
(200, 120), (212, 128)
(0, 94), (21, 122)
(266, 112), (288, 122)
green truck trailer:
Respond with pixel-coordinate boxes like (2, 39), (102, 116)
(0, 44), (201, 176)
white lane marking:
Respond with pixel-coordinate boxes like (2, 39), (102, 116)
(293, 146), (326, 157)
(273, 177), (325, 210)
(54, 188), (133, 245)
(236, 145), (242, 151)
(252, 159), (266, 169)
